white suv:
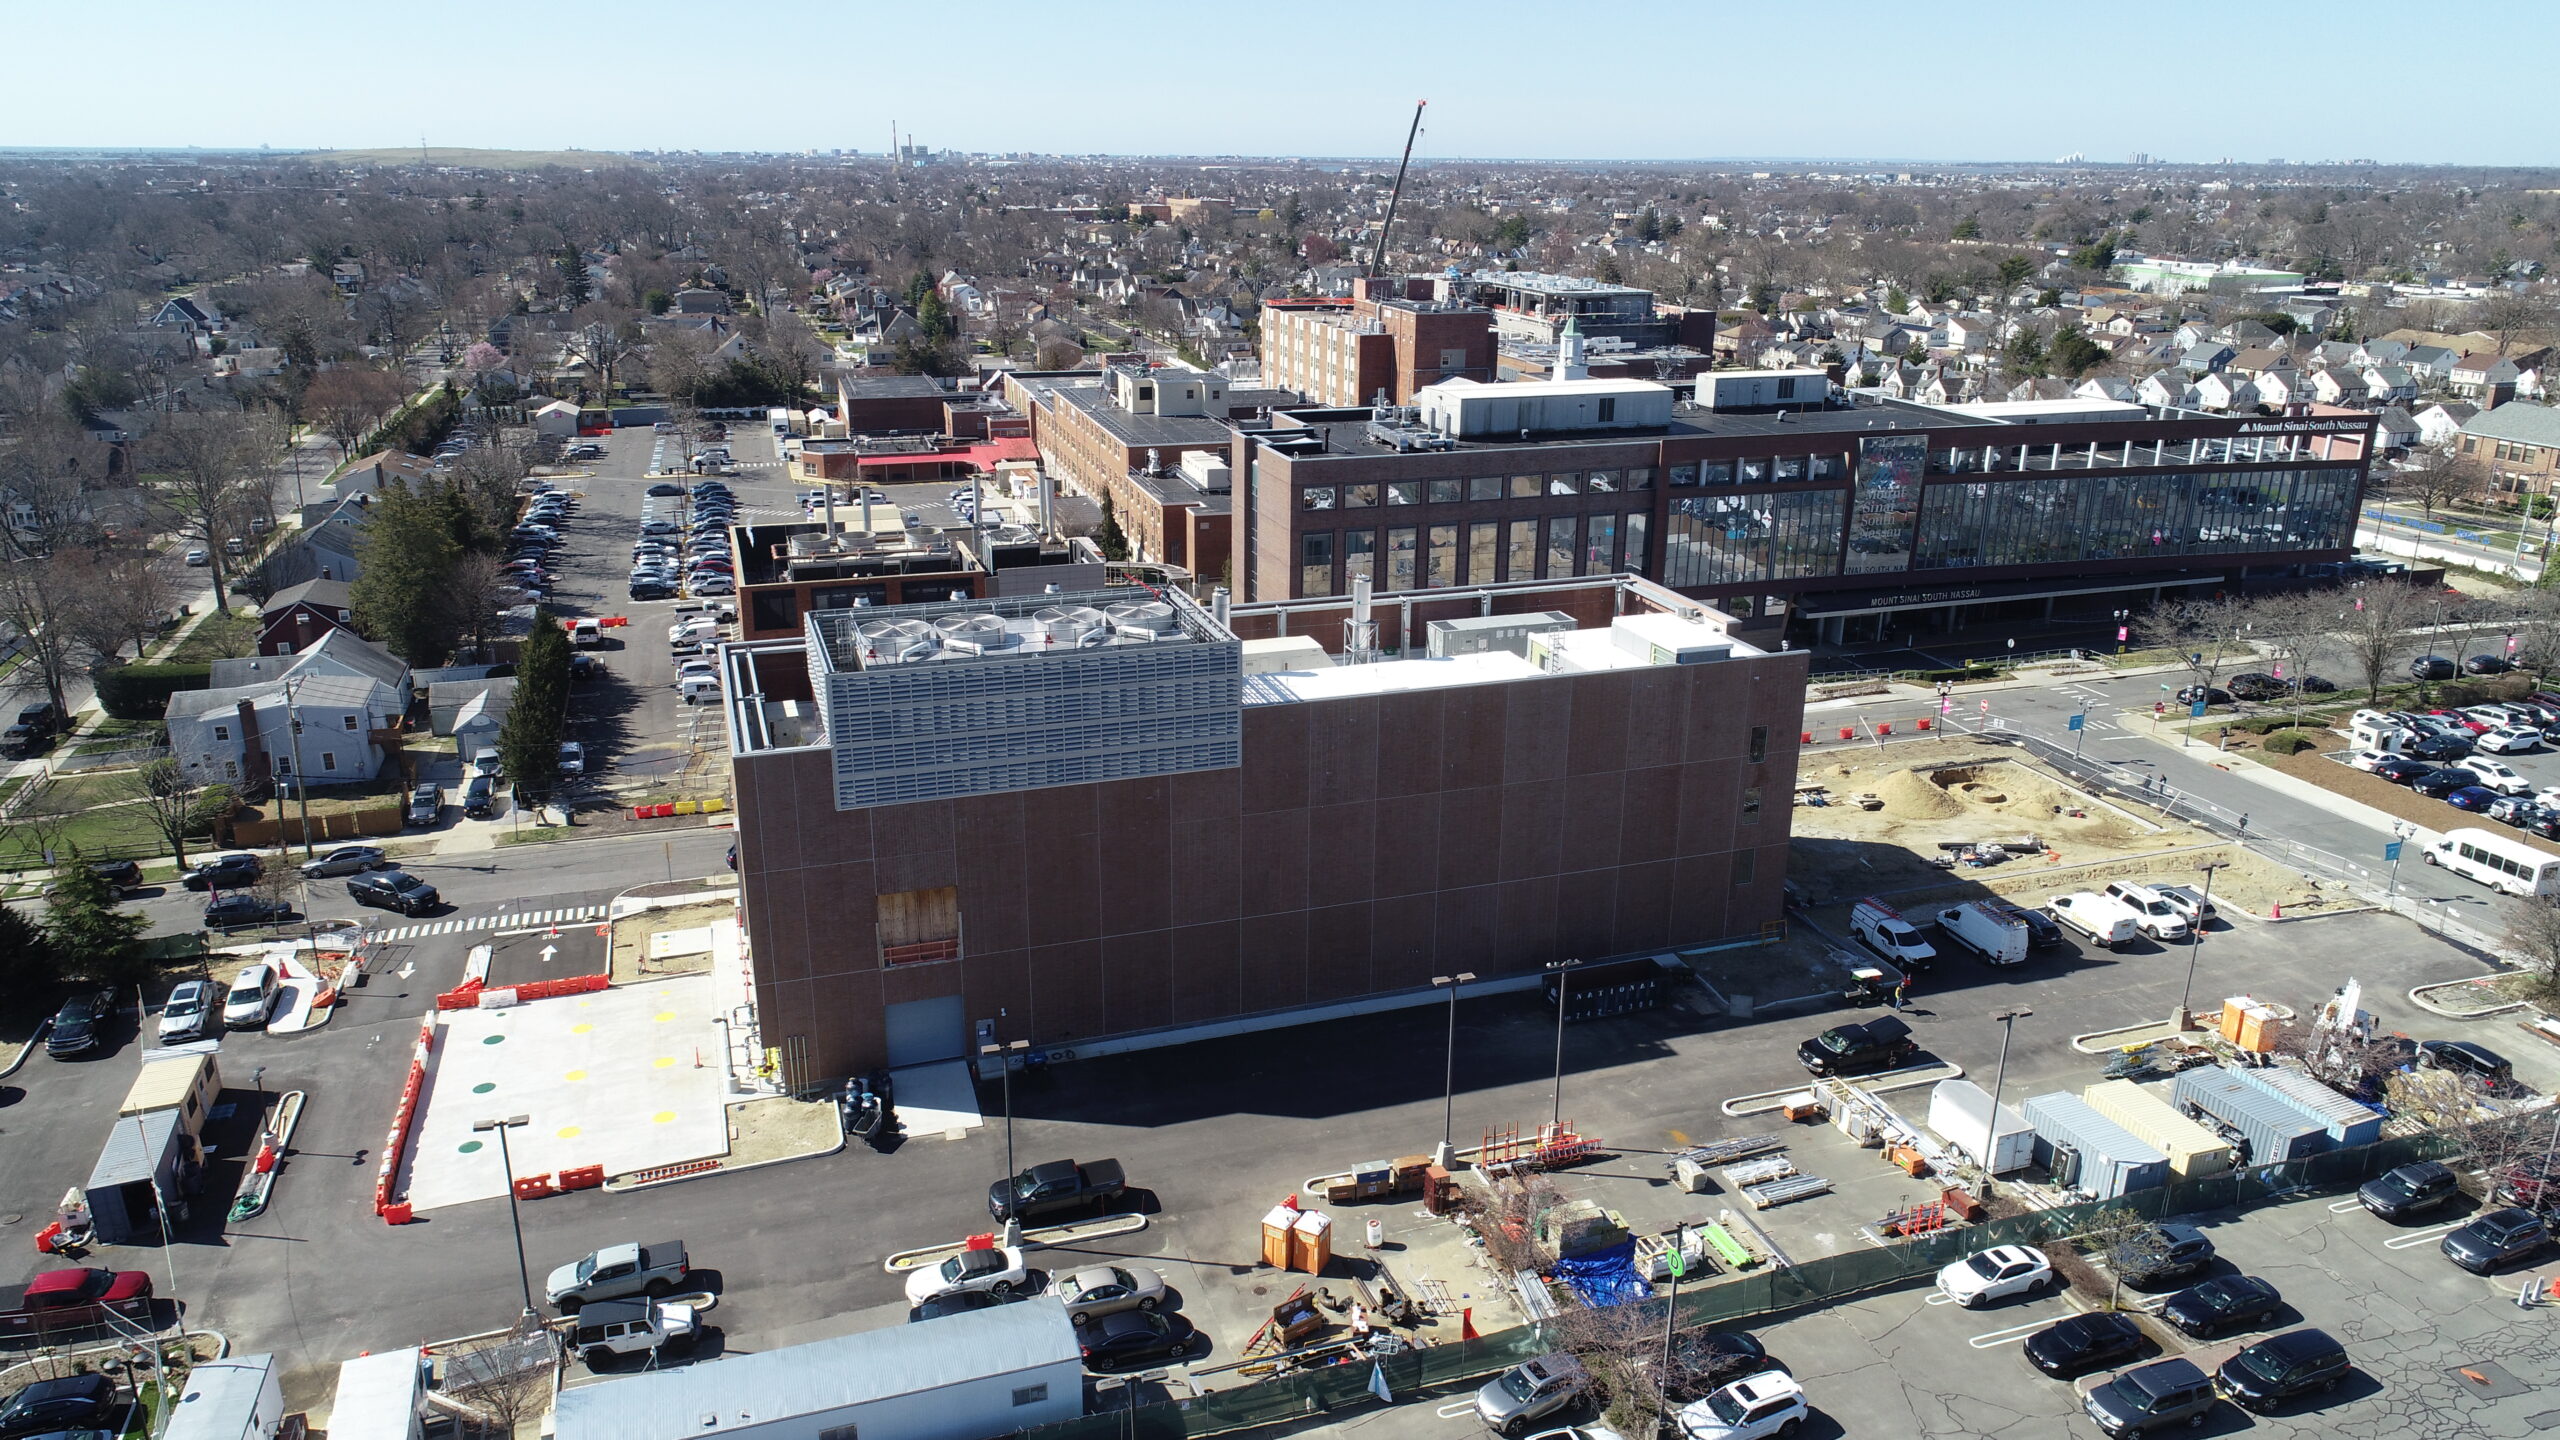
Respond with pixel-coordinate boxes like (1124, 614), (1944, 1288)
(2102, 881), (2192, 942)
(1672, 1372), (1809, 1440)
(2456, 756), (2533, 795)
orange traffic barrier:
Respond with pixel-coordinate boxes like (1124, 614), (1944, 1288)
(557, 1164), (607, 1192)
(514, 1173), (558, 1200)
(382, 1201), (415, 1225)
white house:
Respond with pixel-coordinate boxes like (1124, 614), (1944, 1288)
(532, 399), (582, 440)
(2415, 401), (2479, 448)
(170, 632), (413, 789)
(2136, 371), (2197, 408)
(2193, 372), (2258, 413)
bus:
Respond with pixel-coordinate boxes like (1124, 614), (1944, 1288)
(2424, 826), (2560, 898)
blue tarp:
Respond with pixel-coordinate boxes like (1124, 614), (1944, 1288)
(1551, 1240), (1650, 1308)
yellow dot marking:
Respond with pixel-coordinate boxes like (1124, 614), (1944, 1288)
(564, 1069), (587, 1082)
(653, 1111), (678, 1124)
(654, 1012), (677, 1023)
(653, 1056), (676, 1069)
(571, 1023), (594, 1035)
(556, 1125), (582, 1139)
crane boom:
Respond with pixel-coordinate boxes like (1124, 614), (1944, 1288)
(1369, 101), (1427, 277)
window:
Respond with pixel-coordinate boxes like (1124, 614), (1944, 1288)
(1775, 456), (1805, 481)
(1741, 787), (1761, 824)
(1548, 473), (1579, 495)
(1585, 514), (1618, 572)
(1300, 531), (1335, 597)
(1427, 525), (1458, 587)
(1345, 529), (1376, 586)
(1669, 463), (1698, 486)
(1627, 467), (1654, 490)
(1588, 470), (1617, 492)
(1388, 481), (1422, 505)
(1470, 476), (1503, 501)
(1777, 376), (1797, 399)
(213, 725), (230, 742)
(1428, 479), (1464, 505)
(1300, 486), (1337, 510)
(275, 756), (291, 775)
(1506, 519), (1538, 580)
(1510, 475), (1542, 499)
(1749, 725), (1768, 763)
(1733, 849), (1755, 885)
(1598, 397), (1617, 421)
(820, 1426), (860, 1440)
(1545, 515), (1577, 577)
(1385, 527), (1419, 591)
(1011, 1387), (1049, 1408)
(1468, 522), (1499, 583)
(321, 752), (337, 772)
(1701, 460), (1735, 484)
(343, 714), (360, 730)
(1623, 513), (1649, 574)
(223, 761), (238, 779)
(1342, 483), (1378, 508)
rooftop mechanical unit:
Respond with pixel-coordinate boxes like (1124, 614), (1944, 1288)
(1425, 611), (1576, 659)
(855, 617), (938, 662)
(1105, 600), (1178, 636)
(931, 613), (1013, 655)
(1033, 604), (1112, 646)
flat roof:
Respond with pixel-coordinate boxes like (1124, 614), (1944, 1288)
(1058, 385), (1234, 448)
(554, 1297), (1079, 1440)
(1242, 611), (1758, 704)
(810, 588), (1230, 674)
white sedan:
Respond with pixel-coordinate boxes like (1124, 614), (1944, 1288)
(1935, 1245), (2054, 1308)
(2342, 749), (2399, 773)
(902, 1245), (1031, 1306)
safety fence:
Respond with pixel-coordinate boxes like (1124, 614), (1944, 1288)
(375, 1016), (434, 1224)
(436, 970), (611, 1011)
(1015, 1130), (2461, 1440)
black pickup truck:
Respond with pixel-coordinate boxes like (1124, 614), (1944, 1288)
(987, 1159), (1127, 1223)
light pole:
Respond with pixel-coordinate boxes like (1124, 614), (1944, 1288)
(474, 1115), (538, 1319)
(1545, 958), (1582, 1129)
(2176, 861), (2228, 1030)
(1432, 973), (1475, 1166)
(1982, 1008), (2030, 1199)
(981, 1040), (1028, 1242)
(1654, 1220), (1691, 1432)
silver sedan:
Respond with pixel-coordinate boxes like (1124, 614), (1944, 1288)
(1054, 1264), (1167, 1326)
(301, 845), (388, 877)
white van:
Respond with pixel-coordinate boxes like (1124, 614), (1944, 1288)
(567, 617), (604, 648)
(223, 963), (280, 1030)
(1934, 901), (2029, 966)
(677, 675), (722, 705)
(1851, 898), (1938, 969)
(2426, 826), (2560, 897)
(2046, 892), (2142, 950)
(2101, 881), (2192, 942)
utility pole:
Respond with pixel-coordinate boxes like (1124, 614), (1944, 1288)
(1368, 101), (1428, 277)
(2176, 861), (2228, 1030)
(1982, 1009), (2029, 1199)
(1432, 973), (1475, 1166)
(1545, 958), (1581, 1129)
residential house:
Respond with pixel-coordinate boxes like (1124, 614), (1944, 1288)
(2252, 370), (2306, 408)
(2309, 369), (2366, 407)
(2220, 319), (2281, 349)
(673, 288), (731, 315)
(2193, 372), (2259, 413)
(428, 675), (515, 738)
(255, 578), (358, 657)
(2137, 371), (2198, 408)
(2415, 401), (2479, 448)
(150, 296), (224, 334)
(262, 495), (371, 590)
(168, 632), (412, 790)
(2458, 401), (2560, 500)
(2351, 340), (2412, 367)
(2404, 345), (2461, 384)
(2362, 366), (2418, 406)
(331, 450), (436, 502)
(2450, 354), (2521, 406)
(2074, 376), (2139, 404)
(2180, 342), (2237, 375)
(2372, 406), (2420, 454)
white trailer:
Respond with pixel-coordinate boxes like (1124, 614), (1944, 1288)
(1927, 1078), (2035, 1175)
(163, 1354), (285, 1440)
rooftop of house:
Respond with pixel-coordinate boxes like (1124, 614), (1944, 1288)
(2463, 401), (2560, 447)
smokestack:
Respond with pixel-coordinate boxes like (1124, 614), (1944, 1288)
(1211, 586), (1230, 628)
(1343, 574), (1379, 665)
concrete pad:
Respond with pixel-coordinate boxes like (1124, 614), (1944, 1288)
(888, 1060), (983, 1136)
(648, 926), (716, 960)
(402, 975), (729, 1210)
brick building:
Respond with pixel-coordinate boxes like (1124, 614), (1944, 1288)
(1018, 364), (1289, 576)
(720, 578), (1801, 1081)
(1258, 276), (1498, 408)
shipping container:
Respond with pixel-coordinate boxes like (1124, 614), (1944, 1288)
(2234, 1065), (2385, 1148)
(2170, 1065), (2327, 1165)
(2080, 1079), (2234, 1178)
(2019, 1092), (2170, 1200)
(1926, 1078), (2035, 1174)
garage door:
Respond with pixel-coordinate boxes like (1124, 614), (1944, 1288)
(883, 994), (967, 1069)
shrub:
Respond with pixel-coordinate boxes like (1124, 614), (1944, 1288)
(96, 662), (212, 720)
(2261, 730), (2317, 755)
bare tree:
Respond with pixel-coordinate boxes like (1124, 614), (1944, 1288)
(2156, 596), (2254, 691)
(2322, 579), (2432, 700)
(305, 366), (411, 458)
(0, 554), (85, 720)
(2498, 894), (2560, 1006)
(565, 307), (640, 397)
(131, 757), (206, 870)
(2074, 1204), (2170, 1310)
(445, 1353), (556, 1440)
(2240, 591), (2339, 724)
(448, 554), (526, 661)
(2390, 448), (2489, 520)
(55, 550), (175, 672)
(139, 406), (283, 613)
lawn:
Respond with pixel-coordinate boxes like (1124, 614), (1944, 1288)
(162, 608), (260, 665)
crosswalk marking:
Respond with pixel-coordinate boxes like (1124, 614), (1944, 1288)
(360, 905), (604, 945)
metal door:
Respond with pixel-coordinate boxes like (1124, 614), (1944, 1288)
(883, 994), (967, 1068)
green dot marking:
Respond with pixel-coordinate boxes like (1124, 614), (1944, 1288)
(458, 1140), (483, 1154)
(482, 1034), (506, 1045)
(472, 1082), (497, 1094)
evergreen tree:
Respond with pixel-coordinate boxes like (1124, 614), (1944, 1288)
(350, 480), (465, 664)
(43, 851), (146, 987)
(1097, 495), (1131, 562)
(0, 904), (59, 993)
(498, 610), (571, 804)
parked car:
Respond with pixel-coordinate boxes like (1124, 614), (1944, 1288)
(2158, 1275), (2281, 1337)
(205, 893), (291, 931)
(2227, 672), (2290, 701)
(0, 1374), (118, 1438)
(300, 844), (387, 878)
(1475, 1354), (1590, 1437)
(44, 989), (116, 1058)
(2447, 785), (2503, 813)
(41, 860), (143, 901)
(1934, 1245), (2053, 1307)
(646, 483), (685, 497)
(2372, 756), (2432, 785)
(2212, 1328), (2351, 1412)
(0, 1267), (154, 1339)
(2411, 655), (2458, 681)
(2358, 1160), (2460, 1221)
(2420, 1039), (2514, 1087)
(1055, 1264), (1168, 1326)
(463, 775), (497, 818)
(908, 1288), (1018, 1322)
(2465, 654), (2514, 674)
(988, 1159), (1128, 1223)
(2442, 1207), (2549, 1273)
(2147, 884), (2216, 929)
(1669, 1371), (1808, 1440)
(1985, 899), (2065, 949)
(2408, 732), (2475, 761)
(569, 1297), (698, 1371)
(221, 962), (281, 1026)
(2082, 1358), (2218, 1436)
(2412, 768), (2478, 798)
(2101, 882), (2191, 942)
(546, 1241), (693, 1311)
(2112, 1223), (2215, 1288)
(180, 852), (262, 891)
(2022, 1312), (2144, 1378)
(406, 783), (443, 827)
(2342, 749), (2398, 773)
(2046, 892), (2141, 949)
(348, 870), (441, 915)
(558, 742), (586, 776)
(2174, 685), (2233, 707)
(900, 1245), (1031, 1307)
(1078, 1308), (1195, 1373)
(1794, 1015), (1915, 1077)
(2456, 756), (2533, 794)
(183, 548), (208, 566)
(157, 980), (214, 1043)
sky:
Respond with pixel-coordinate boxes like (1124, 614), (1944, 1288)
(11, 1), (2557, 167)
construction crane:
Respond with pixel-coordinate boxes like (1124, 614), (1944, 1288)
(1367, 101), (1427, 276)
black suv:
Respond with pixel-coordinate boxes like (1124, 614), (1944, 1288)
(180, 852), (263, 891)
(204, 893), (290, 929)
(2023, 1312), (2142, 1378)
(1795, 1015), (1915, 1076)
(0, 1373), (118, 1438)
(44, 988), (116, 1058)
(2082, 1357), (2217, 1436)
(2227, 672), (2291, 702)
(0, 701), (58, 758)
(2419, 1039), (2513, 1089)
(349, 870), (441, 915)
(2159, 1274), (2281, 1337)
(463, 775), (497, 818)
(1986, 899), (2065, 949)
(407, 782), (443, 827)
(2212, 1328), (2351, 1411)
(2411, 655), (2458, 681)
(2442, 1207), (2549, 1273)
(2359, 1161), (2461, 1221)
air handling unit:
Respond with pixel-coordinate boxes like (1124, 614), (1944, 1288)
(1425, 612), (1575, 659)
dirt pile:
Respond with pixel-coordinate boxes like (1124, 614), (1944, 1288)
(1873, 767), (1962, 819)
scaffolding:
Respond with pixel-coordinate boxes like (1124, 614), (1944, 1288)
(1476, 1122), (1599, 1179)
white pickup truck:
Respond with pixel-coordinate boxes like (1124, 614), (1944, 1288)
(2045, 892), (2141, 950)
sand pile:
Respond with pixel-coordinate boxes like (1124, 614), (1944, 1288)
(1874, 767), (1962, 819)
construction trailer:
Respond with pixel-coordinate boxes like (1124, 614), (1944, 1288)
(2081, 1079), (2234, 1178)
(2232, 1066), (2385, 1148)
(162, 1354), (285, 1440)
(1926, 1079), (2035, 1174)
(2019, 1092), (2169, 1201)
(2170, 1066), (2327, 1165)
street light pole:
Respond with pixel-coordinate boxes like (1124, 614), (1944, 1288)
(2176, 861), (2228, 1030)
(1545, 958), (1582, 1130)
(982, 1039), (1028, 1243)
(474, 1115), (537, 1319)
(1432, 973), (1476, 1166)
(1982, 1008), (2030, 1199)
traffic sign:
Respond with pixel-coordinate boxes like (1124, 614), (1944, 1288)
(2117, 626), (2129, 642)
(2068, 713), (2085, 732)
(2190, 700), (2208, 718)
(2384, 840), (2404, 863)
